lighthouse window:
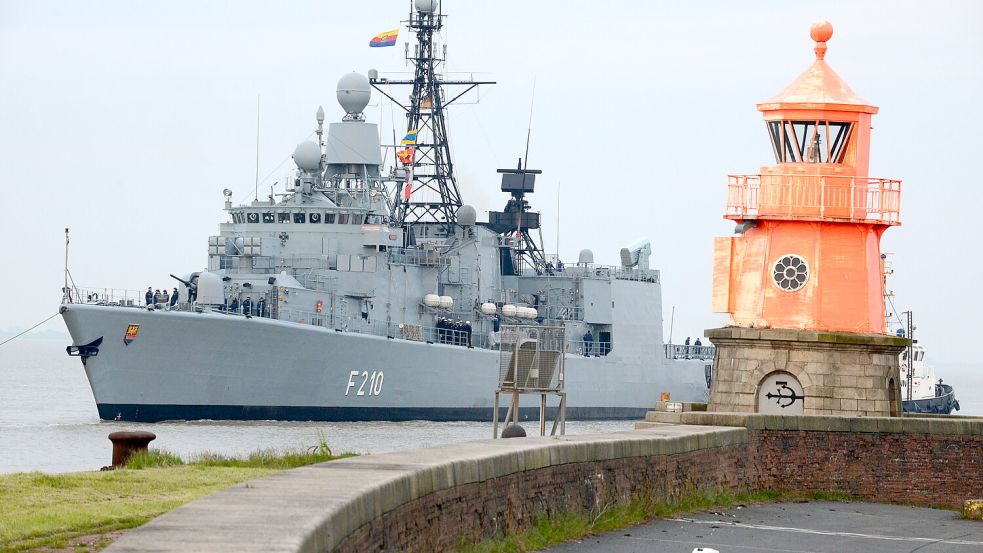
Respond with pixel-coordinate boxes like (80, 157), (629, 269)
(277, 212), (290, 223)
(767, 120), (852, 164)
(262, 212), (274, 223)
(293, 212), (305, 224)
(772, 254), (809, 292)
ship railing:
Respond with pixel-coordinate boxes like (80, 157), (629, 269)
(387, 247), (448, 266)
(566, 339), (613, 357)
(664, 344), (715, 360)
(511, 263), (660, 283)
(69, 287), (155, 308)
(726, 174), (901, 224)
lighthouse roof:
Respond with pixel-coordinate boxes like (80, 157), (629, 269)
(757, 21), (878, 115)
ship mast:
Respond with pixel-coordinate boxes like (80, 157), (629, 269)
(370, 0), (493, 232)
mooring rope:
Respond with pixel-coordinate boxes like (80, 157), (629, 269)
(0, 312), (62, 349)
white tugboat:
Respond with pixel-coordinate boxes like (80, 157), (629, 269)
(60, 0), (712, 422)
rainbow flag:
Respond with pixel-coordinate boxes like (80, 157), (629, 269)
(370, 29), (399, 48)
(400, 130), (418, 145)
(396, 147), (415, 164)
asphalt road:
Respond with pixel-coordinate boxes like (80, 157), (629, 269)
(544, 502), (983, 553)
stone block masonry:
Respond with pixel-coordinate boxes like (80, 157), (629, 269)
(103, 414), (981, 553)
(706, 327), (908, 416)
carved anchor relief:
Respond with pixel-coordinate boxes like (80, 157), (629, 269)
(765, 381), (805, 408)
(757, 373), (805, 415)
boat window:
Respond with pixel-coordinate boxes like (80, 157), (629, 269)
(293, 212), (305, 224)
(766, 120), (852, 163)
(278, 212), (290, 223)
(262, 212), (274, 223)
(338, 213), (350, 224)
(366, 214), (383, 224)
(351, 214), (364, 225)
(246, 212), (259, 224)
(324, 213), (336, 224)
(309, 212), (321, 223)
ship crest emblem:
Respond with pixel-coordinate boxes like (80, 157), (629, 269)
(123, 324), (141, 346)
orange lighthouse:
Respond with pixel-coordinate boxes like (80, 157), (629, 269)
(706, 22), (908, 417)
(712, 21), (900, 333)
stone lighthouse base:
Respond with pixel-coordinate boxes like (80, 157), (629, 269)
(706, 327), (909, 417)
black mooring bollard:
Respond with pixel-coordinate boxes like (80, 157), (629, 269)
(107, 431), (157, 468)
(501, 424), (527, 438)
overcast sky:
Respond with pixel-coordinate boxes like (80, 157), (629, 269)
(1, 0), (981, 364)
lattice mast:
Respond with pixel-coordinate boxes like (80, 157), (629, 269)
(370, 0), (493, 230)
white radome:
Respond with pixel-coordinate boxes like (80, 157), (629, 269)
(414, 0), (437, 14)
(457, 205), (477, 226)
(293, 141), (322, 171)
(336, 72), (371, 115)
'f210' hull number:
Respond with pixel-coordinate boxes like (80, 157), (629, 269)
(346, 371), (384, 396)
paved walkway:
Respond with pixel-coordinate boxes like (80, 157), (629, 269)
(545, 502), (983, 553)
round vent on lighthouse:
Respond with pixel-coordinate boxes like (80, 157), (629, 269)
(772, 255), (809, 292)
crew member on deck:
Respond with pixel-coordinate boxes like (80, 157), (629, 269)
(145, 287), (153, 306)
(242, 296), (252, 316)
(584, 329), (594, 356)
(170, 287), (179, 307)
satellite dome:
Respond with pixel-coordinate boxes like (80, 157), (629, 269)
(293, 141), (322, 171)
(336, 72), (371, 115)
(578, 249), (594, 264)
(414, 0), (437, 14)
(457, 204), (477, 226)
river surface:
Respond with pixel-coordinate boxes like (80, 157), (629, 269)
(0, 338), (633, 474)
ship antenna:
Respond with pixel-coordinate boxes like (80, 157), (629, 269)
(523, 76), (536, 168)
(254, 94), (260, 202)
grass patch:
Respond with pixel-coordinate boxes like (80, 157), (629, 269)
(0, 436), (354, 552)
(458, 488), (852, 553)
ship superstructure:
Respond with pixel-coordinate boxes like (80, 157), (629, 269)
(60, 0), (711, 422)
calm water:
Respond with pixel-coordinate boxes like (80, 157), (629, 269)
(0, 338), (632, 474)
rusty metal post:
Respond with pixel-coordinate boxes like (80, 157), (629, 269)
(108, 431), (156, 468)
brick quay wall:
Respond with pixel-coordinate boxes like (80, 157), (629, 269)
(104, 415), (982, 553)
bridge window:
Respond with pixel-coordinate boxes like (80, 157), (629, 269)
(309, 212), (322, 223)
(338, 213), (350, 224)
(324, 213), (336, 224)
(351, 214), (364, 225)
(277, 212), (290, 223)
(767, 120), (852, 164)
(262, 212), (274, 223)
(246, 212), (258, 224)
(293, 212), (305, 224)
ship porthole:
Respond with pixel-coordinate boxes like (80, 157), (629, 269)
(772, 254), (809, 292)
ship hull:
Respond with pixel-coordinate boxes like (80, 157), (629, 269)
(902, 384), (959, 415)
(62, 304), (708, 422)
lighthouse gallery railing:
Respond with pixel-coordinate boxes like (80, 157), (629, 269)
(725, 174), (901, 224)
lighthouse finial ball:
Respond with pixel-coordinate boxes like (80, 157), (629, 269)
(810, 21), (833, 43)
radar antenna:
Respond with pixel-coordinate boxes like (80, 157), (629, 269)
(370, 0), (494, 231)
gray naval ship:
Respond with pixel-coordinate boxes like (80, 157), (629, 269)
(61, 0), (712, 422)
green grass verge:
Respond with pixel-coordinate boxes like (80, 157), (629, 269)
(457, 489), (853, 553)
(0, 444), (355, 552)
